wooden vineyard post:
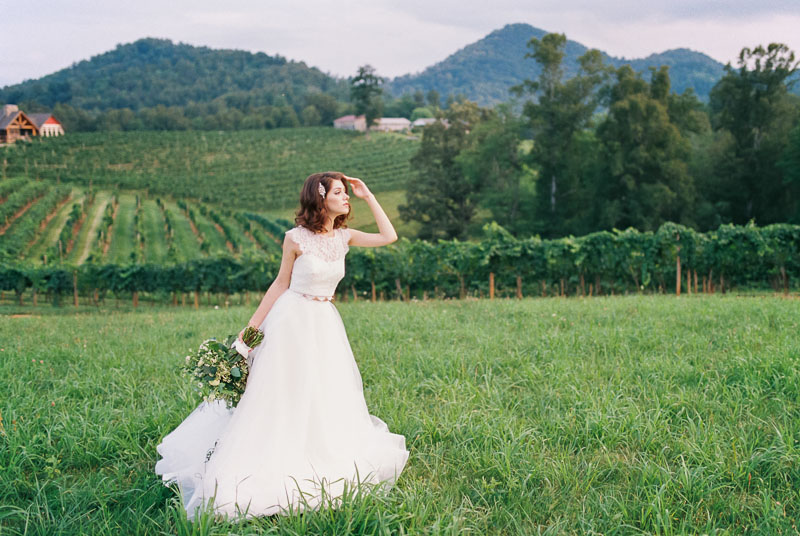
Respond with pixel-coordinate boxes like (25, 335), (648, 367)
(132, 291), (138, 308)
(489, 272), (495, 300)
(73, 270), (79, 307)
(588, 283), (593, 297)
(516, 275), (522, 299)
(194, 290), (200, 309)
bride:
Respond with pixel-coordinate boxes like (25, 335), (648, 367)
(155, 172), (409, 521)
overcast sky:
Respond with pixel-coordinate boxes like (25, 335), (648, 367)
(2, 1), (800, 87)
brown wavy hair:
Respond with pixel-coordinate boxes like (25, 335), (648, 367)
(295, 171), (351, 233)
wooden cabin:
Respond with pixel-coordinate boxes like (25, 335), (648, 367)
(0, 104), (64, 143)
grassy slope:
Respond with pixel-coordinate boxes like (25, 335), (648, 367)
(1, 296), (798, 534)
(2, 129), (418, 211)
(105, 194), (137, 264)
(163, 201), (203, 261)
(140, 199), (168, 264)
(191, 209), (229, 256)
(67, 192), (109, 265)
(26, 189), (84, 263)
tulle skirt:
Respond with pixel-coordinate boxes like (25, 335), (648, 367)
(155, 289), (409, 520)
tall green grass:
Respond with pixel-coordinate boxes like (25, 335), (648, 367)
(1, 296), (798, 534)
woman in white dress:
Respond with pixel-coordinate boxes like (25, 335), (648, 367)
(155, 172), (409, 521)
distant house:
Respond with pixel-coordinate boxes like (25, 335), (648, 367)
(0, 104), (64, 143)
(333, 114), (413, 133)
(412, 117), (437, 128)
(373, 117), (411, 133)
(333, 114), (367, 132)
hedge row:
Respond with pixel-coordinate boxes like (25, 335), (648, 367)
(1, 222), (799, 305)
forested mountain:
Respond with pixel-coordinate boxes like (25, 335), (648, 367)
(388, 23), (726, 104)
(0, 38), (348, 111)
(0, 25), (790, 124)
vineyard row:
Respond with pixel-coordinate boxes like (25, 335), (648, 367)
(1, 222), (798, 307)
(0, 182), (292, 265)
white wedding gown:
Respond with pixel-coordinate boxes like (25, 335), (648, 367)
(155, 226), (409, 521)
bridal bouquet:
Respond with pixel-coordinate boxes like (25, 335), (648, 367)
(183, 327), (264, 407)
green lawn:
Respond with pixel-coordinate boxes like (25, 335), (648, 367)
(1, 296), (798, 534)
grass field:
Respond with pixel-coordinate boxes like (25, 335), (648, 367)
(1, 296), (799, 534)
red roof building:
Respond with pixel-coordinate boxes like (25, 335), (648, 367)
(0, 104), (64, 143)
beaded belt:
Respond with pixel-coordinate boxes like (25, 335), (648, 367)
(290, 289), (334, 302)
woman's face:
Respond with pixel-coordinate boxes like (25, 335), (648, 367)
(324, 179), (350, 217)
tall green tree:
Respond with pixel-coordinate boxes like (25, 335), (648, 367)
(709, 43), (800, 224)
(350, 65), (384, 130)
(513, 33), (608, 237)
(456, 108), (534, 235)
(399, 101), (491, 240)
(778, 123), (800, 222)
(596, 65), (696, 231)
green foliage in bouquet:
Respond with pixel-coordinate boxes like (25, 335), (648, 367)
(183, 329), (262, 407)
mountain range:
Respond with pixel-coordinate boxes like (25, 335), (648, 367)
(390, 24), (726, 104)
(0, 23), (738, 112)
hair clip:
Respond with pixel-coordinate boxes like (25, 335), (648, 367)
(318, 182), (326, 199)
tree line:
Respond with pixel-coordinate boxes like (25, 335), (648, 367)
(400, 35), (800, 239)
(2, 222), (798, 307)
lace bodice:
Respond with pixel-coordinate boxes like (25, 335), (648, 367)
(285, 226), (351, 298)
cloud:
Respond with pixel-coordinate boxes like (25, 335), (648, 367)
(1, 1), (799, 86)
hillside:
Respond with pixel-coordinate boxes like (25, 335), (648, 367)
(0, 38), (348, 112)
(0, 177), (292, 266)
(0, 128), (418, 211)
(388, 23), (726, 103)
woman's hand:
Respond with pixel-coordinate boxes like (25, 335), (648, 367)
(344, 175), (372, 200)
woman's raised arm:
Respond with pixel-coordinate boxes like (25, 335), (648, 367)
(345, 176), (398, 248)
